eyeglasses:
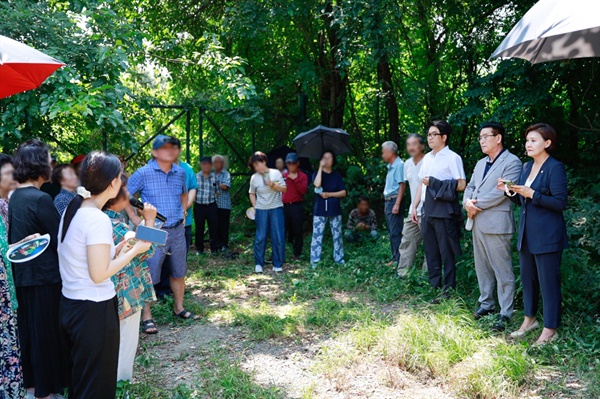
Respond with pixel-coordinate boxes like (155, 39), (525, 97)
(427, 133), (442, 139)
(478, 134), (498, 142)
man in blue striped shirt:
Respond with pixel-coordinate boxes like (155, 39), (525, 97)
(128, 135), (198, 334)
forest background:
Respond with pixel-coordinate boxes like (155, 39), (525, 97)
(1, 3), (599, 390)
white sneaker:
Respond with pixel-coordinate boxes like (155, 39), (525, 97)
(255, 265), (264, 273)
(273, 267), (283, 273)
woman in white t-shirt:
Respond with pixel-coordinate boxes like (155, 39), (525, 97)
(248, 152), (287, 274)
(58, 152), (152, 399)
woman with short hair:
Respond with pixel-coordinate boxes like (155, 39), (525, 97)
(9, 139), (67, 399)
(248, 152), (287, 273)
(498, 123), (567, 344)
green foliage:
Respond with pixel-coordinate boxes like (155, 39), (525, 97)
(0, 0), (148, 156)
(3, 0), (600, 175)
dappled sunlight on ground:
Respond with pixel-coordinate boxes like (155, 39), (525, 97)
(127, 239), (596, 399)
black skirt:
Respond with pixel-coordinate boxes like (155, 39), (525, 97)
(16, 282), (68, 397)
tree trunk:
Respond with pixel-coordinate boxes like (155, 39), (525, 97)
(377, 54), (400, 143)
(317, 1), (347, 128)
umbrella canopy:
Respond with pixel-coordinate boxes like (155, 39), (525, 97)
(0, 35), (65, 99)
(491, 0), (600, 63)
(293, 125), (351, 159)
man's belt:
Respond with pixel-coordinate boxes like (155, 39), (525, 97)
(164, 219), (183, 229)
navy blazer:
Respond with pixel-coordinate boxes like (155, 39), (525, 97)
(510, 156), (568, 254)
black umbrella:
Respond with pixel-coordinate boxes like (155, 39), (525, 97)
(293, 125), (351, 159)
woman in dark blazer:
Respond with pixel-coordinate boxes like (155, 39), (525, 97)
(497, 123), (567, 344)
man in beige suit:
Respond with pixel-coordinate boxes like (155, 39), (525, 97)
(464, 122), (522, 331)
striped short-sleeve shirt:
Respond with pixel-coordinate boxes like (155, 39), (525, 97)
(249, 169), (285, 210)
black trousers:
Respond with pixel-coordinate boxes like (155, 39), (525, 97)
(59, 295), (119, 399)
(422, 215), (461, 291)
(16, 283), (67, 397)
(284, 202), (304, 257)
(216, 208), (231, 249)
(194, 202), (219, 253)
(185, 225), (192, 251)
(520, 237), (562, 329)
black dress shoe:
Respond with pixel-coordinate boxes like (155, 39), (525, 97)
(492, 315), (511, 332)
(473, 307), (496, 320)
(430, 291), (451, 304)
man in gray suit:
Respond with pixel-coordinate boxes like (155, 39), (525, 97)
(463, 122), (522, 331)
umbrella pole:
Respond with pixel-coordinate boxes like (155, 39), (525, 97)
(321, 133), (324, 157)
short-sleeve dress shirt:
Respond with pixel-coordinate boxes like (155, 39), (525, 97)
(127, 160), (188, 228)
(418, 146), (466, 203)
(383, 156), (405, 198)
(404, 157), (424, 216)
(196, 172), (218, 204)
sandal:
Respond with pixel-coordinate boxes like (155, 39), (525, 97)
(173, 309), (200, 320)
(142, 319), (158, 335)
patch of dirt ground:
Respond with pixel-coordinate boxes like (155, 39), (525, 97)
(139, 320), (455, 399)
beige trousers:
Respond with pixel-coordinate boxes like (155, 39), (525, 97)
(397, 216), (428, 276)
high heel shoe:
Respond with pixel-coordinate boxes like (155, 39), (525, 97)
(509, 320), (540, 338)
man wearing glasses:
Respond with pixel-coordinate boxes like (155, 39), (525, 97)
(411, 120), (466, 302)
(463, 122), (522, 331)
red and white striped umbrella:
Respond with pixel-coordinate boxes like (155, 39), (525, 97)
(0, 35), (65, 99)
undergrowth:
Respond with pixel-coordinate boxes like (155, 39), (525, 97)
(128, 201), (599, 398)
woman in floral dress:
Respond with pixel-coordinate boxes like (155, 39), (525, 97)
(102, 175), (157, 383)
(0, 216), (23, 399)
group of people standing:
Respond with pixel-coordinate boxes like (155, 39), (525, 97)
(248, 120), (567, 346)
(248, 150), (347, 273)
(0, 134), (217, 399)
(0, 119), (569, 398)
(385, 120), (566, 344)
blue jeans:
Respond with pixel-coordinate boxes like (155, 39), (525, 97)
(254, 207), (285, 268)
(385, 199), (405, 262)
(310, 215), (344, 265)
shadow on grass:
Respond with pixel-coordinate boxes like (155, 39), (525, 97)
(138, 234), (600, 398)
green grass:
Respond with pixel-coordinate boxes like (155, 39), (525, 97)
(124, 344), (284, 399)
(196, 348), (284, 399)
(214, 296), (386, 340)
(129, 227), (599, 398)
